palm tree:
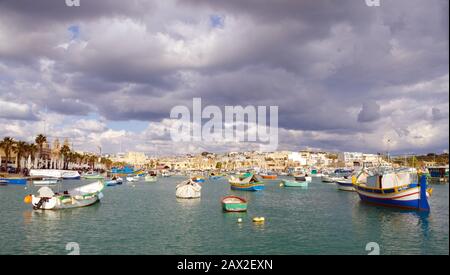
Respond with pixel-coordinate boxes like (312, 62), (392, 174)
(89, 155), (97, 170)
(0, 137), (15, 172)
(26, 143), (38, 161)
(35, 134), (47, 159)
(13, 141), (28, 173)
(60, 145), (71, 170)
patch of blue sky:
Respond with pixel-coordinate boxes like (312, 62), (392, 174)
(209, 15), (225, 28)
(68, 25), (80, 40)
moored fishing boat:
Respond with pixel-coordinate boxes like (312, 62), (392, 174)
(335, 178), (355, 191)
(144, 175), (157, 182)
(0, 179), (8, 186)
(33, 178), (61, 186)
(105, 179), (118, 186)
(24, 181), (104, 210)
(30, 169), (80, 180)
(222, 196), (248, 212)
(260, 173), (277, 180)
(191, 176), (205, 183)
(321, 175), (335, 183)
(294, 175), (312, 182)
(126, 176), (139, 182)
(176, 179), (201, 199)
(83, 172), (104, 180)
(229, 173), (264, 191)
(0, 177), (27, 185)
(281, 179), (308, 187)
(310, 169), (323, 183)
(209, 172), (226, 180)
(354, 170), (431, 211)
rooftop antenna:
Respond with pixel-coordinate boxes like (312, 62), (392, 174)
(43, 105), (48, 136)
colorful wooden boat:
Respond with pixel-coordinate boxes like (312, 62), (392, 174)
(222, 196), (248, 212)
(354, 172), (431, 211)
(0, 177), (27, 185)
(191, 176), (205, 183)
(281, 179), (308, 187)
(335, 178), (355, 191)
(229, 173), (264, 191)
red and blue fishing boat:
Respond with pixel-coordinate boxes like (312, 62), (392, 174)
(229, 173), (264, 191)
(354, 170), (431, 211)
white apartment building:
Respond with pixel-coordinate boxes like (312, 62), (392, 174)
(338, 152), (382, 167)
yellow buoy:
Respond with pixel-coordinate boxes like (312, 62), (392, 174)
(253, 217), (265, 223)
(23, 195), (32, 204)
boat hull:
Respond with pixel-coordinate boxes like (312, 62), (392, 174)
(261, 175), (277, 180)
(336, 181), (355, 191)
(230, 182), (265, 191)
(0, 178), (27, 185)
(222, 202), (248, 212)
(282, 180), (308, 187)
(144, 176), (157, 182)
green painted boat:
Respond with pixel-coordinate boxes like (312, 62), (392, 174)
(281, 179), (308, 187)
(222, 196), (248, 212)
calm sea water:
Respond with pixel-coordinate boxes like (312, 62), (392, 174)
(0, 176), (448, 255)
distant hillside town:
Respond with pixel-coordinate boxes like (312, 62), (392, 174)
(1, 135), (448, 175)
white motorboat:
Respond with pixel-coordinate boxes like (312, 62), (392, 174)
(25, 181), (104, 210)
(29, 169), (80, 179)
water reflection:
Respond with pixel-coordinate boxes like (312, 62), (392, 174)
(176, 197), (201, 206)
(351, 201), (431, 254)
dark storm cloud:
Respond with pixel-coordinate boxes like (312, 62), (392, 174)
(358, 102), (381, 123)
(0, 0), (448, 153)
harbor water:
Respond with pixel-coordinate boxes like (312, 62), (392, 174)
(0, 176), (448, 255)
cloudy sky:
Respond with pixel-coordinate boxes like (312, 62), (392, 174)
(0, 0), (448, 155)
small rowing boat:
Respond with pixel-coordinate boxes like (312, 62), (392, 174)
(222, 196), (248, 212)
(0, 179), (8, 186)
(281, 179), (308, 187)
